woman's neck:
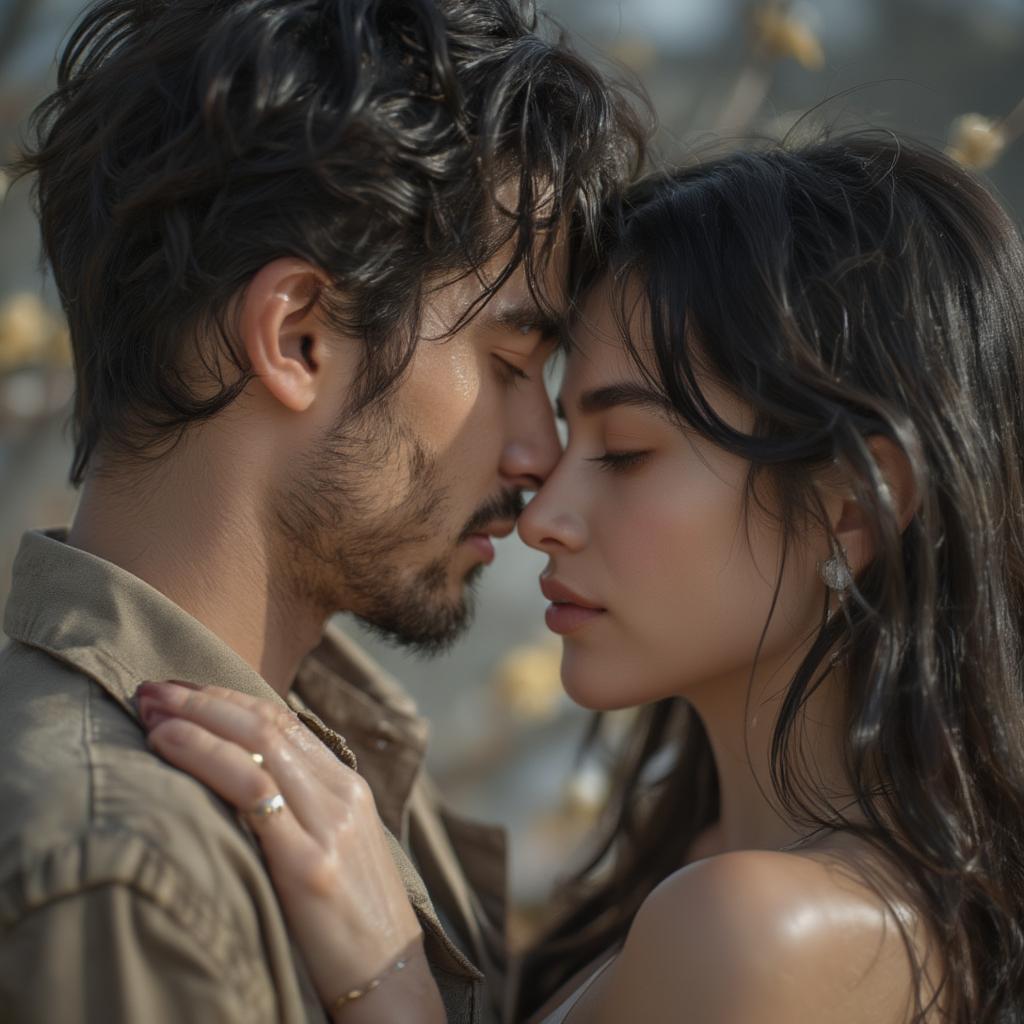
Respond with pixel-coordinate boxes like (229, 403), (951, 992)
(685, 645), (854, 856)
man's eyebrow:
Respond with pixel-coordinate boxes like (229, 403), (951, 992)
(557, 382), (675, 420)
(487, 300), (564, 341)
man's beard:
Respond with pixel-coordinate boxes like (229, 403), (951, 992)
(275, 410), (523, 656)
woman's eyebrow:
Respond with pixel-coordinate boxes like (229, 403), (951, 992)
(556, 383), (675, 420)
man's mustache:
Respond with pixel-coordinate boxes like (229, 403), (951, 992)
(458, 489), (525, 542)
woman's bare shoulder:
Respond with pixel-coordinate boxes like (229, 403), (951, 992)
(572, 847), (929, 1024)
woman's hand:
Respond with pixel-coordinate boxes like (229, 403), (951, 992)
(135, 679), (446, 1023)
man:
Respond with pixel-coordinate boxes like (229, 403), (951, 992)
(0, 0), (644, 1020)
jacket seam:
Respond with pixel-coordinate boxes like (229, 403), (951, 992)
(0, 830), (274, 1014)
(1, 877), (266, 1018)
(84, 670), (98, 828)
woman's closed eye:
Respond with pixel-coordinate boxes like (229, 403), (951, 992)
(587, 450), (652, 472)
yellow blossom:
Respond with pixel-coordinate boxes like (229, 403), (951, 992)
(493, 639), (564, 721)
(752, 6), (825, 70)
(607, 37), (658, 74)
(946, 113), (1007, 171)
(0, 293), (71, 374)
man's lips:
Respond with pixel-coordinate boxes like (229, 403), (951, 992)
(463, 520), (517, 565)
(476, 520), (516, 541)
(540, 577), (606, 634)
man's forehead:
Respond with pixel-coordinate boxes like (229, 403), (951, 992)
(423, 238), (569, 335)
(480, 223), (569, 294)
(485, 231), (570, 327)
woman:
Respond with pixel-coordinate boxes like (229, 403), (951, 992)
(136, 132), (1024, 1022)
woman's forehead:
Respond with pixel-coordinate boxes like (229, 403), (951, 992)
(564, 290), (657, 384)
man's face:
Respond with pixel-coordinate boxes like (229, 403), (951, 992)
(277, 243), (564, 653)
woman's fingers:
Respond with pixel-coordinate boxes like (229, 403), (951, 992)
(140, 684), (427, 1007)
(146, 716), (320, 869)
(142, 681), (343, 766)
(136, 680), (336, 833)
(147, 712), (422, 1003)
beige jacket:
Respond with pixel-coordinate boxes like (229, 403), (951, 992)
(0, 530), (508, 1023)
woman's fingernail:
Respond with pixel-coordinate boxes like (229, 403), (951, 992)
(137, 679), (201, 699)
(135, 681), (160, 703)
(137, 680), (192, 709)
(138, 695), (172, 729)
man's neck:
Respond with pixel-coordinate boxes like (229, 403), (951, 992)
(67, 461), (324, 697)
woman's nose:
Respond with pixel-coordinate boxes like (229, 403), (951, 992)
(517, 463), (587, 553)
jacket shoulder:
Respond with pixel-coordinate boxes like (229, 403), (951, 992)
(0, 643), (271, 937)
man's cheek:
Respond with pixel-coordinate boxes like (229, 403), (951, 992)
(419, 376), (485, 445)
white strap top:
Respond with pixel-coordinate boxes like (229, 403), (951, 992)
(537, 956), (616, 1024)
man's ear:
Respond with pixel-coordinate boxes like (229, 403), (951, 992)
(237, 259), (329, 413)
(830, 436), (920, 575)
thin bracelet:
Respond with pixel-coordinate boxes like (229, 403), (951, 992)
(331, 957), (409, 1014)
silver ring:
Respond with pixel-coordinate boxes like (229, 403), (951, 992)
(250, 752), (265, 767)
(249, 793), (286, 820)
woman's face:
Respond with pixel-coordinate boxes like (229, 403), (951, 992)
(517, 287), (826, 710)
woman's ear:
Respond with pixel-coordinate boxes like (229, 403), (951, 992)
(237, 259), (328, 413)
(830, 436), (920, 575)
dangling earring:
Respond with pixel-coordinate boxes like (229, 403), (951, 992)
(819, 545), (851, 667)
(817, 545), (852, 594)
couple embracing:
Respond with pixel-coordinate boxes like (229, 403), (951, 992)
(3, 0), (1024, 1022)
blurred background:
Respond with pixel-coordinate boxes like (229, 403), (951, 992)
(1, 0), (1022, 941)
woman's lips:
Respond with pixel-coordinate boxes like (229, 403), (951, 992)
(544, 602), (605, 634)
(539, 577), (606, 635)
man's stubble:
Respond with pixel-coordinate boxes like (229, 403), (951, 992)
(274, 405), (522, 656)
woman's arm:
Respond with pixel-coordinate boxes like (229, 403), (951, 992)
(136, 679), (446, 1024)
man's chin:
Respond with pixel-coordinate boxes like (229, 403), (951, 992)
(350, 572), (481, 657)
(352, 603), (474, 657)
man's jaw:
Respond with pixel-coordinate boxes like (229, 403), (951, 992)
(342, 491), (525, 656)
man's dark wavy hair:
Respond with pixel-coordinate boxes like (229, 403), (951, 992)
(14, 0), (646, 484)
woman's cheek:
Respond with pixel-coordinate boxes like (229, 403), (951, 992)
(599, 470), (758, 685)
(604, 468), (726, 597)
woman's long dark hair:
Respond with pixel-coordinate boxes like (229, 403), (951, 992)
(519, 133), (1024, 1023)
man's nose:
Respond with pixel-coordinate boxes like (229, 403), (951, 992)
(499, 385), (562, 492)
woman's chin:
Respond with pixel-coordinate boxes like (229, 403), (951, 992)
(560, 658), (638, 712)
(560, 646), (683, 712)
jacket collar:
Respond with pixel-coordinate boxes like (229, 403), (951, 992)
(4, 529), (283, 715)
(291, 625), (429, 838)
(3, 532), (387, 782)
